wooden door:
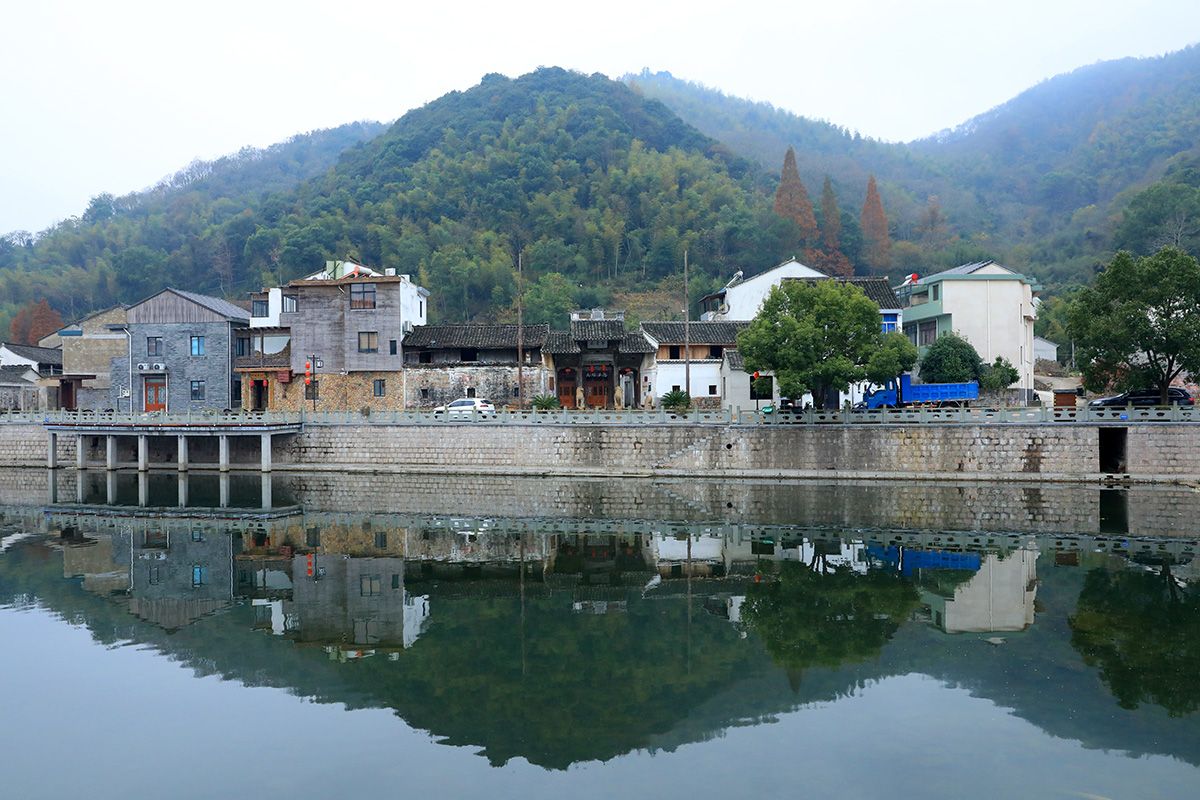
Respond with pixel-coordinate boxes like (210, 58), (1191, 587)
(558, 379), (576, 409)
(144, 377), (166, 412)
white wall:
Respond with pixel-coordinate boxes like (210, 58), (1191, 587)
(649, 360), (723, 401)
(398, 276), (428, 328)
(250, 288), (282, 329)
(942, 278), (1036, 392)
(705, 259), (825, 321)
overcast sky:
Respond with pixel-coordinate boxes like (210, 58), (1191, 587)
(3, 0), (1199, 235)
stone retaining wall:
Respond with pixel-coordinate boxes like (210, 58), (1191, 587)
(4, 420), (1200, 483)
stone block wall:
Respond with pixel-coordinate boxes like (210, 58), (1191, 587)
(402, 365), (552, 409)
(0, 424), (75, 468)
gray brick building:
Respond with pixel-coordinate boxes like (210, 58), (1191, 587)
(110, 288), (250, 412)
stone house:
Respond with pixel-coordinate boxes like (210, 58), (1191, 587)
(44, 305), (128, 410)
(402, 323), (554, 408)
(112, 288), (250, 413)
(0, 342), (63, 410)
(259, 263), (429, 412)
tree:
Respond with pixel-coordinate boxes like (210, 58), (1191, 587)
(742, 561), (919, 679)
(1115, 181), (1200, 256)
(919, 332), (982, 383)
(979, 356), (1020, 393)
(773, 146), (818, 245)
(522, 272), (575, 329)
(866, 332), (919, 385)
(813, 176), (853, 277)
(860, 175), (891, 270)
(1069, 565), (1200, 716)
(8, 299), (64, 345)
(1067, 247), (1200, 404)
(736, 280), (893, 409)
(917, 195), (947, 248)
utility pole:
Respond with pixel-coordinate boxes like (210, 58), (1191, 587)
(683, 249), (691, 398)
(516, 252), (524, 410)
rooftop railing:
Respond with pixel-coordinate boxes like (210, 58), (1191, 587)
(4, 404), (1200, 427)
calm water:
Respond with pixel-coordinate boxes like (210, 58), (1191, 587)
(2, 471), (1199, 799)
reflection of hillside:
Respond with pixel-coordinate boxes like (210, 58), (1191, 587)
(3, 509), (1200, 771)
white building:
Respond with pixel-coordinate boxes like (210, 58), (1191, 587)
(924, 548), (1039, 633)
(1034, 336), (1060, 364)
(899, 261), (1039, 401)
(640, 321), (747, 408)
(699, 258), (826, 321)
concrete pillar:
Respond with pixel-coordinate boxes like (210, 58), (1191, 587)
(219, 435), (230, 473)
(105, 470), (117, 505)
(106, 435), (117, 470)
(137, 435), (148, 472)
(138, 471), (148, 507)
(47, 432), (58, 469)
(76, 435), (86, 470)
(219, 473), (230, 508)
(177, 472), (188, 507)
(260, 473), (273, 511)
(177, 435), (188, 472)
(47, 469), (58, 503)
(75, 473), (85, 504)
(260, 432), (272, 473)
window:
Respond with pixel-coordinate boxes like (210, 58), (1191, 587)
(672, 384), (681, 392)
(235, 337), (249, 357)
(305, 527), (321, 547)
(466, 387), (477, 398)
(191, 527), (203, 542)
(904, 324), (917, 346)
(389, 339), (397, 355)
(190, 380), (206, 401)
(282, 294), (298, 313)
(668, 345), (681, 360)
(350, 283), (376, 309)
(251, 299), (269, 317)
(751, 375), (773, 400)
(708, 384), (718, 396)
(419, 300), (424, 318)
(392, 574), (401, 590)
(232, 379), (241, 407)
(513, 386), (520, 397)
(931, 284), (940, 301)
(881, 313), (899, 334)
(358, 331), (379, 353)
(373, 379), (386, 397)
(305, 379), (319, 400)
(460, 348), (478, 362)
(709, 345), (723, 359)
(148, 566), (161, 585)
(146, 336), (162, 357)
(190, 335), (205, 356)
(360, 575), (382, 597)
(918, 321), (937, 346)
(374, 532), (387, 549)
(420, 388), (429, 399)
(419, 351), (432, 364)
(192, 565), (207, 587)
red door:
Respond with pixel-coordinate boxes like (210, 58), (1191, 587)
(144, 377), (166, 412)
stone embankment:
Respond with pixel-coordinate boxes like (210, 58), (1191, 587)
(1, 419), (1198, 483)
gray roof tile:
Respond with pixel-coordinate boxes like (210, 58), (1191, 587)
(170, 289), (252, 322)
(641, 321), (749, 345)
(403, 324), (550, 350)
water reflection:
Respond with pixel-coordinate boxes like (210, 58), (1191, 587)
(3, 493), (1200, 776)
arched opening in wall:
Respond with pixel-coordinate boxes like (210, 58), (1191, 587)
(1099, 427), (1127, 474)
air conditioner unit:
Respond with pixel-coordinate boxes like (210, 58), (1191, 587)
(151, 362), (166, 371)
(403, 321), (415, 334)
(136, 362), (150, 371)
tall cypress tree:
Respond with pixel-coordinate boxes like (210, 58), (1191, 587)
(773, 146), (819, 246)
(860, 175), (891, 270)
(817, 176), (853, 277)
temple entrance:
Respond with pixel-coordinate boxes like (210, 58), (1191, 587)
(557, 368), (577, 408)
(618, 368), (638, 409)
(583, 363), (612, 408)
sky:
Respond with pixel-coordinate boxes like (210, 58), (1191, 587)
(3, 0), (1199, 235)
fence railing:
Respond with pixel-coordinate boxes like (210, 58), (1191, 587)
(3, 404), (1199, 427)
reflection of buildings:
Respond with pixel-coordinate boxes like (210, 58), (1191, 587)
(924, 548), (1039, 633)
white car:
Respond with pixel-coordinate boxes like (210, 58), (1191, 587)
(433, 397), (497, 417)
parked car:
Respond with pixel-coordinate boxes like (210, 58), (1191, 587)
(1088, 388), (1194, 408)
(433, 397), (497, 417)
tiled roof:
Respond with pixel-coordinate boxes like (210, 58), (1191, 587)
(724, 349), (745, 371)
(545, 331), (580, 354)
(641, 321), (749, 345)
(620, 333), (654, 353)
(171, 289), (252, 322)
(1, 342), (63, 365)
(403, 324), (550, 349)
(786, 276), (901, 309)
(570, 319), (626, 341)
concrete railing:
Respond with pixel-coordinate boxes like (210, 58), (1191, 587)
(4, 405), (1200, 427)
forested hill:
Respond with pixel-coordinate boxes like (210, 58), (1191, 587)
(2, 68), (804, 332)
(627, 45), (1200, 287)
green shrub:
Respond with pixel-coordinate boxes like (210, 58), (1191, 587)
(531, 394), (560, 411)
(661, 389), (692, 414)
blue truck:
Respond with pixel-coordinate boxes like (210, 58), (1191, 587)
(862, 373), (979, 409)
